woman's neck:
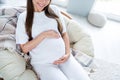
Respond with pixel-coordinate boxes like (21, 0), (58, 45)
(34, 6), (44, 12)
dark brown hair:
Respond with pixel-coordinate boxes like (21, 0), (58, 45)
(25, 0), (63, 41)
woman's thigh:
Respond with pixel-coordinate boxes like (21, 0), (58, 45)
(59, 54), (90, 80)
(32, 63), (69, 80)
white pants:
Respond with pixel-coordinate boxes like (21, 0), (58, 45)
(31, 54), (90, 80)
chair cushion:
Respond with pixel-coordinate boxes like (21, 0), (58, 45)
(18, 69), (38, 80)
(0, 48), (38, 80)
(0, 48), (26, 80)
(63, 17), (94, 57)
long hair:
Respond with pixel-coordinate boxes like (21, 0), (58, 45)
(25, 0), (63, 41)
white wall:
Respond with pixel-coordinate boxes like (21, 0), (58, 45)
(51, 0), (68, 8)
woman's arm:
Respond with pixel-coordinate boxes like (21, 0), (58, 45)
(20, 30), (60, 54)
(20, 33), (45, 54)
(61, 11), (72, 19)
(62, 32), (71, 56)
(53, 32), (71, 65)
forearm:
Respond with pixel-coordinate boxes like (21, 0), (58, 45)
(20, 33), (45, 54)
(20, 30), (60, 54)
(62, 32), (71, 55)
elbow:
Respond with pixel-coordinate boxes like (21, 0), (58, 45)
(20, 44), (29, 54)
(62, 32), (67, 37)
(22, 48), (29, 54)
(62, 32), (69, 39)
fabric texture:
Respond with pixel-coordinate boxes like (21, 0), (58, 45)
(71, 49), (93, 67)
(90, 59), (120, 80)
(71, 49), (97, 74)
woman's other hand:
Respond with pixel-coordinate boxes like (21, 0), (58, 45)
(53, 53), (70, 65)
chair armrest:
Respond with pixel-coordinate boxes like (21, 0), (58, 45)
(61, 11), (72, 19)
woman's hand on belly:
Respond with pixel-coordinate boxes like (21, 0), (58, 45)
(53, 53), (70, 65)
(42, 30), (60, 39)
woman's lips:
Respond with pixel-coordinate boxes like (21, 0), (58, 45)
(38, 3), (45, 7)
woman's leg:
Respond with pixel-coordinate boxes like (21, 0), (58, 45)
(31, 63), (69, 80)
(59, 54), (91, 80)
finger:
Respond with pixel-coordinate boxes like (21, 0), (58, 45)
(59, 57), (68, 62)
(55, 59), (66, 64)
(54, 35), (60, 39)
(53, 30), (58, 33)
(58, 59), (66, 64)
(53, 61), (57, 65)
(53, 59), (63, 65)
(53, 56), (67, 65)
(53, 60), (60, 65)
(59, 56), (65, 60)
(48, 30), (57, 33)
(56, 34), (60, 37)
(54, 59), (62, 63)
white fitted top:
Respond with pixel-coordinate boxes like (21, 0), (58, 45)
(16, 5), (66, 64)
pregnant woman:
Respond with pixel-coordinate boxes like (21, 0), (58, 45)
(16, 0), (90, 80)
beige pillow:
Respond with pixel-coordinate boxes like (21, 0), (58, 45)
(0, 48), (37, 80)
(66, 20), (84, 43)
(64, 18), (94, 57)
(88, 12), (107, 28)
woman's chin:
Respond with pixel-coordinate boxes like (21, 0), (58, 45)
(35, 6), (44, 12)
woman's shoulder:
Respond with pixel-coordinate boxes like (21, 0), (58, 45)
(50, 5), (61, 16)
(17, 11), (26, 21)
(50, 5), (60, 12)
(50, 5), (58, 9)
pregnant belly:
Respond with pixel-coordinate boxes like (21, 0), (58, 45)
(30, 38), (65, 63)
